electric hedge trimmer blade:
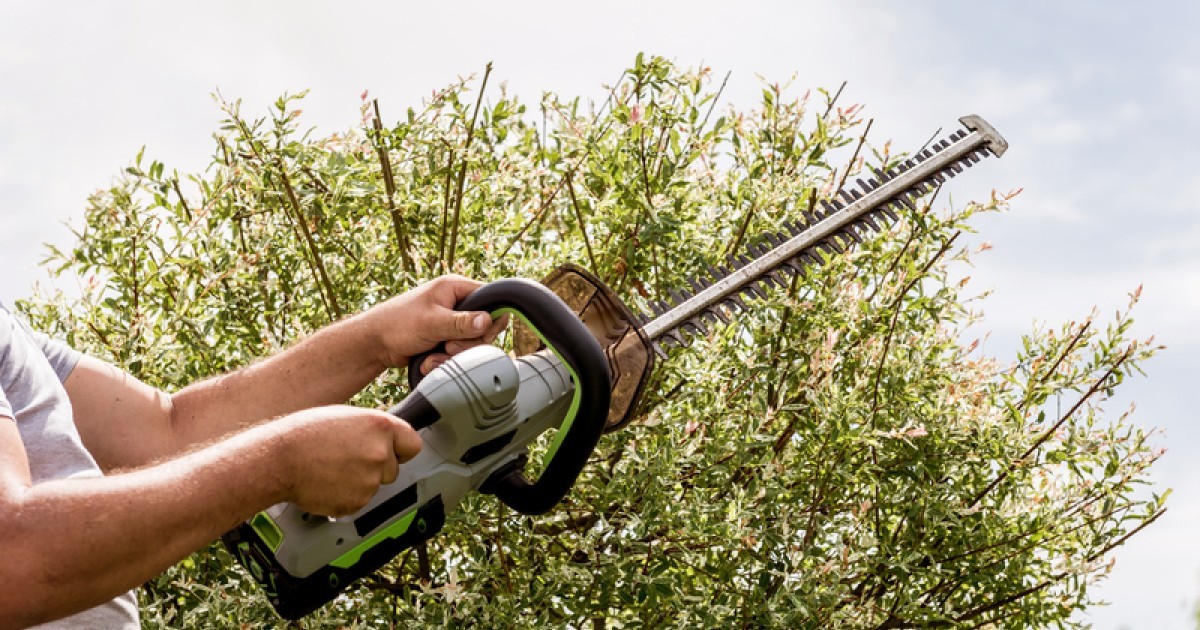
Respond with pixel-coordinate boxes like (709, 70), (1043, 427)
(641, 115), (1008, 352)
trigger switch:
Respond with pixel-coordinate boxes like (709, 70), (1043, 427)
(388, 392), (441, 430)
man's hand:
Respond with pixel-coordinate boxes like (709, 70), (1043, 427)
(273, 405), (422, 517)
(365, 275), (509, 375)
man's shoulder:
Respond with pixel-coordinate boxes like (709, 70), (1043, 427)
(0, 303), (14, 350)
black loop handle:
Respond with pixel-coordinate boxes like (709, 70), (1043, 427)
(407, 279), (612, 515)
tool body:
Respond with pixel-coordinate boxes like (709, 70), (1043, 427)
(224, 280), (611, 619)
(228, 115), (1007, 618)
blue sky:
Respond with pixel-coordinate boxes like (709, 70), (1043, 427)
(2, 1), (1197, 627)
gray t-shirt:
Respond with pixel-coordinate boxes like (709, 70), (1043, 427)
(0, 304), (139, 628)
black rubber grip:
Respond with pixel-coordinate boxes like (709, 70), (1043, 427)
(388, 391), (440, 431)
(408, 279), (611, 515)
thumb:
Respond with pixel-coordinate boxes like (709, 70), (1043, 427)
(443, 310), (492, 340)
(391, 417), (423, 462)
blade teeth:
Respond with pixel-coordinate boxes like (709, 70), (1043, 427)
(784, 258), (807, 275)
(784, 220), (803, 235)
(819, 199), (838, 217)
(843, 226), (863, 243)
(873, 167), (890, 182)
(725, 295), (748, 312)
(821, 240), (844, 254)
(838, 190), (854, 203)
(706, 265), (724, 281)
(669, 289), (686, 305)
(850, 189), (863, 201)
(766, 232), (784, 247)
(881, 206), (900, 221)
(688, 277), (707, 294)
(743, 284), (766, 299)
(708, 306), (730, 325)
(861, 214), (881, 231)
(637, 311), (652, 325)
(653, 343), (669, 360)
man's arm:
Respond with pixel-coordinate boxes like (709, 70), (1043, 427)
(67, 275), (505, 472)
(0, 405), (420, 627)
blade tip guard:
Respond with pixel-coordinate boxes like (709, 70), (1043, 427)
(959, 115), (1008, 158)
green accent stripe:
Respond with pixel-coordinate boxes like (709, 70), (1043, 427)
(250, 512), (284, 553)
(330, 511), (417, 569)
(491, 307), (582, 469)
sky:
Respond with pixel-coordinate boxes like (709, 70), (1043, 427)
(1, 1), (1197, 627)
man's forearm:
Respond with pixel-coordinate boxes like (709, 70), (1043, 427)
(0, 421), (290, 626)
(170, 312), (386, 449)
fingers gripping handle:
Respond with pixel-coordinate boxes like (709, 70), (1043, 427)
(407, 279), (612, 515)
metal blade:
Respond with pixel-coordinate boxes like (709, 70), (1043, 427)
(640, 115), (1006, 343)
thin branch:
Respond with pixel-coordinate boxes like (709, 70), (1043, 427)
(499, 75), (625, 258)
(276, 164), (342, 319)
(447, 62), (493, 270)
(833, 118), (874, 198)
(968, 346), (1136, 509)
(437, 146), (456, 271)
(822, 81), (848, 119)
(565, 173), (599, 274)
(371, 98), (416, 274)
(1015, 320), (1093, 413)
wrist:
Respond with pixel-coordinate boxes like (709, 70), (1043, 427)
(243, 420), (299, 507)
(341, 308), (395, 371)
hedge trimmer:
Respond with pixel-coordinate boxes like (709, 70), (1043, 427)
(224, 114), (1008, 619)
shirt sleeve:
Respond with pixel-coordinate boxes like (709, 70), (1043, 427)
(0, 305), (13, 418)
(26, 327), (82, 383)
(0, 302), (82, 384)
(0, 383), (12, 420)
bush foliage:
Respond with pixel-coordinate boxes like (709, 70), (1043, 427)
(20, 55), (1164, 628)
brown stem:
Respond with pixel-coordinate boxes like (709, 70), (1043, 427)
(1015, 319), (1093, 413)
(437, 146), (456, 272)
(371, 98), (415, 274)
(171, 178), (193, 222)
(447, 62), (493, 270)
(822, 81), (848, 118)
(833, 118), (874, 198)
(870, 231), (961, 415)
(565, 173), (599, 274)
(499, 72), (627, 259)
(968, 346), (1135, 509)
(277, 164), (342, 319)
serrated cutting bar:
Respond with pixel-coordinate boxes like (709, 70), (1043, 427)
(642, 114), (1007, 344)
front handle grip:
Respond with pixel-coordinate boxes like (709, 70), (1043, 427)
(407, 279), (611, 515)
